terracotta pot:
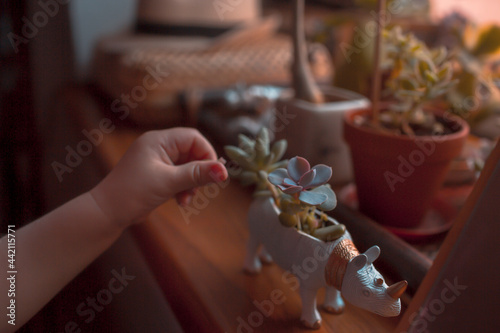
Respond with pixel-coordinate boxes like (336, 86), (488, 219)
(343, 108), (469, 228)
(274, 86), (369, 184)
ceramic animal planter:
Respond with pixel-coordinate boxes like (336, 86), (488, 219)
(224, 129), (407, 329)
(244, 196), (406, 328)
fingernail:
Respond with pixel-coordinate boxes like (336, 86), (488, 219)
(210, 163), (227, 182)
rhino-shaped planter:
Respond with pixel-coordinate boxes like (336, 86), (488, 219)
(244, 196), (407, 329)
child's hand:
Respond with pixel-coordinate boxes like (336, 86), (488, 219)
(90, 128), (228, 228)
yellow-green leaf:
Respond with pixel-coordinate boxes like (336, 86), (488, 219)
(278, 212), (299, 228)
(424, 70), (439, 84)
(437, 63), (452, 81)
(472, 25), (500, 56)
(313, 224), (346, 242)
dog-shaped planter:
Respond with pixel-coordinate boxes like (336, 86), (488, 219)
(244, 197), (407, 329)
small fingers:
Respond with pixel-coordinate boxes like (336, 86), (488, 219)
(172, 161), (228, 195)
(158, 128), (218, 164)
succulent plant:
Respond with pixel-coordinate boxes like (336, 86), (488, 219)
(382, 26), (458, 135)
(443, 18), (500, 127)
(225, 131), (344, 241)
(224, 127), (288, 192)
(267, 156), (341, 239)
(268, 156), (336, 210)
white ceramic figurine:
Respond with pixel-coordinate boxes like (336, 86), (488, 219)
(224, 128), (407, 329)
(244, 196), (407, 329)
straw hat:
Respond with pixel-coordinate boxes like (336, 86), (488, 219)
(137, 0), (262, 32)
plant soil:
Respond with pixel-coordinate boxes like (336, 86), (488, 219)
(355, 111), (461, 137)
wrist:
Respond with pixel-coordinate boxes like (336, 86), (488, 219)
(89, 184), (132, 231)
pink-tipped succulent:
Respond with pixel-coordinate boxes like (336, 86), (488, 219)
(268, 156), (334, 208)
(226, 131), (343, 240)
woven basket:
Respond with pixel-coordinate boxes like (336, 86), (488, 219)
(91, 33), (333, 127)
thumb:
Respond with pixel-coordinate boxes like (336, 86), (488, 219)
(172, 161), (228, 193)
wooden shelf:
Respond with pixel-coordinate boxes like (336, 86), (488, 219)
(132, 184), (400, 333)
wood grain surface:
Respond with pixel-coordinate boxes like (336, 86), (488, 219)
(132, 184), (400, 333)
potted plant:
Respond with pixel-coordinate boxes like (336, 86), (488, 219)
(442, 17), (500, 139)
(224, 128), (407, 329)
(274, 0), (370, 184)
(343, 26), (470, 229)
(225, 127), (343, 239)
